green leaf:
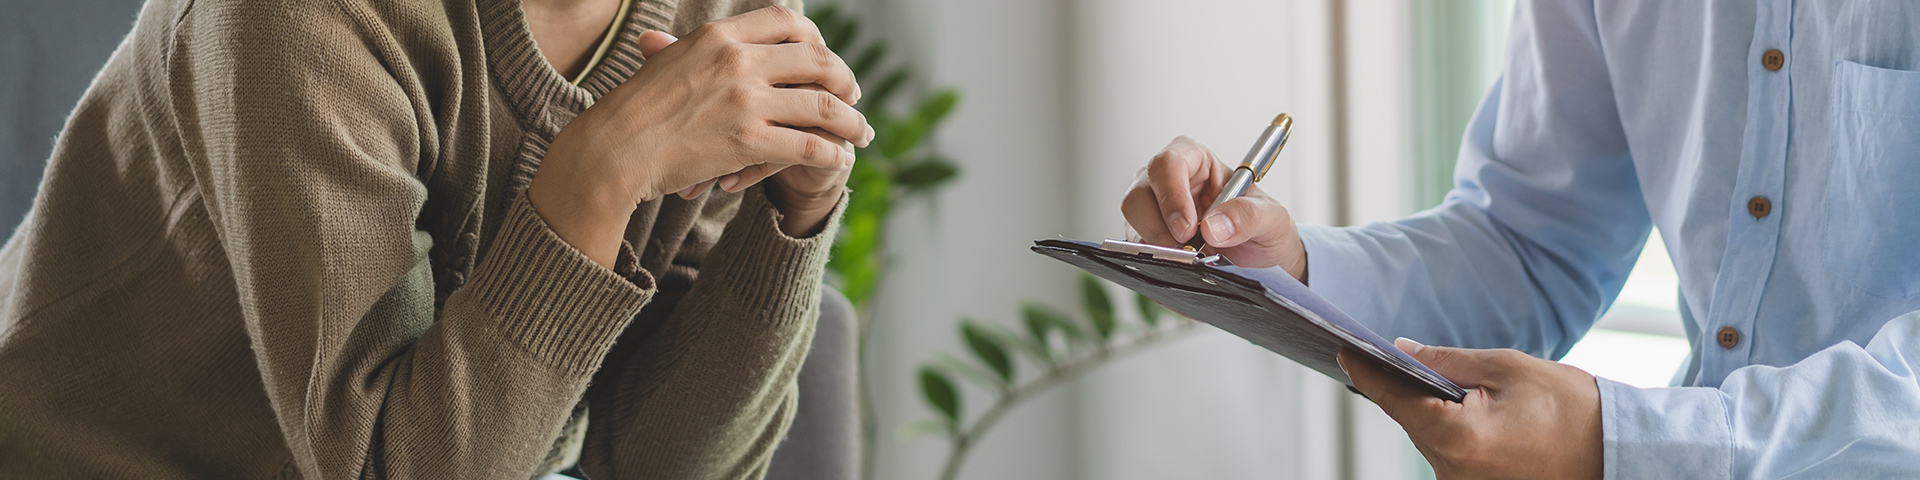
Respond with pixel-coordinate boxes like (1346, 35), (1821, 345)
(824, 16), (860, 53)
(933, 353), (1001, 389)
(912, 89), (960, 127)
(829, 211), (884, 305)
(807, 3), (840, 23)
(878, 119), (926, 158)
(1080, 275), (1115, 341)
(960, 320), (1015, 384)
(894, 158), (959, 190)
(865, 68), (911, 114)
(1022, 303), (1085, 344)
(858, 118), (902, 169)
(919, 366), (961, 424)
(877, 90), (962, 158)
(846, 160), (894, 215)
(1136, 292), (1166, 327)
(808, 5), (847, 50)
(851, 42), (887, 79)
(898, 418), (953, 440)
(988, 323), (1054, 365)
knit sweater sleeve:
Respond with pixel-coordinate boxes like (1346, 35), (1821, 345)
(579, 185), (844, 480)
(167, 2), (650, 478)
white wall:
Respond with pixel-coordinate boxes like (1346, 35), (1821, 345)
(1065, 0), (1343, 479)
(839, 0), (1427, 478)
(837, 0), (1081, 477)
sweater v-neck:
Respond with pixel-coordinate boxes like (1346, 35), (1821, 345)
(478, 0), (677, 135)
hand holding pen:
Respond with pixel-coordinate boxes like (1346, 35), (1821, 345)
(1120, 114), (1310, 282)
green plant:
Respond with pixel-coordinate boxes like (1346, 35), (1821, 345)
(812, 4), (961, 308)
(807, 5), (963, 480)
(908, 274), (1202, 480)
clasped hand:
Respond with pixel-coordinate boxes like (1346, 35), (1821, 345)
(529, 6), (865, 268)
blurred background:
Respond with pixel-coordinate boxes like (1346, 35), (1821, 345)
(0, 0), (1689, 479)
(816, 0), (1686, 478)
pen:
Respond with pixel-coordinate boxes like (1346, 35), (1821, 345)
(1184, 113), (1294, 252)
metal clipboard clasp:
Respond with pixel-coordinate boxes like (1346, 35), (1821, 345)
(1097, 239), (1231, 266)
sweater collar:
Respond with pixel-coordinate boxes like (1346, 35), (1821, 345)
(478, 0), (680, 133)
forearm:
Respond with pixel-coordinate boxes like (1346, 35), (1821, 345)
(580, 185), (844, 480)
(1297, 201), (1643, 359)
(256, 195), (656, 479)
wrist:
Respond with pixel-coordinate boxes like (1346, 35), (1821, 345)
(527, 158), (637, 269)
(1284, 232), (1308, 284)
(765, 183), (843, 238)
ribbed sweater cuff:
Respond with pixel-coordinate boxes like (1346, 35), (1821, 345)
(699, 185), (846, 323)
(470, 193), (656, 372)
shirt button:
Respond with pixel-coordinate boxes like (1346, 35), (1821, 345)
(1761, 49), (1785, 71)
(1747, 195), (1772, 218)
(1717, 326), (1740, 349)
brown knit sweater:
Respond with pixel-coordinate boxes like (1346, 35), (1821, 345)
(0, 0), (837, 478)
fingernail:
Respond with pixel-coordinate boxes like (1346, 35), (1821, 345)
(1336, 354), (1350, 375)
(1394, 337), (1424, 354)
(1205, 213), (1233, 242)
(1166, 211), (1187, 235)
(862, 123), (875, 147)
(840, 150), (857, 167)
(719, 176), (740, 192)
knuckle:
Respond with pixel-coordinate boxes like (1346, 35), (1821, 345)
(715, 44), (752, 73)
(728, 125), (761, 151)
(1152, 186), (1182, 206)
(813, 91), (842, 122)
(724, 84), (755, 108)
(808, 43), (841, 69)
(1495, 349), (1531, 366)
(693, 22), (727, 40)
(764, 4), (799, 23)
(800, 136), (831, 163)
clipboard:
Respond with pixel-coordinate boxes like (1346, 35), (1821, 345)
(1032, 238), (1467, 402)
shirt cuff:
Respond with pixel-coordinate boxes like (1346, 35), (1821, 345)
(1598, 377), (1735, 480)
(462, 192), (657, 372)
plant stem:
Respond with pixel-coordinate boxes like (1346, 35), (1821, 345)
(856, 209), (896, 480)
(935, 322), (1201, 480)
(856, 274), (882, 480)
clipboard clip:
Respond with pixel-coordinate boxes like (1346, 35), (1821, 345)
(1097, 239), (1231, 266)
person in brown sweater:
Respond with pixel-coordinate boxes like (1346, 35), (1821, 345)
(0, 0), (870, 477)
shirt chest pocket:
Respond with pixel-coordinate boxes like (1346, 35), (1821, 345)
(1825, 60), (1920, 298)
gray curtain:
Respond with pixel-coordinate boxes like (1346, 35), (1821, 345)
(1, 0), (145, 233)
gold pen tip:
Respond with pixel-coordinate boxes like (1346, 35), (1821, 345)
(1271, 113), (1292, 128)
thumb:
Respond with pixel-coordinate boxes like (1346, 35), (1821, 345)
(1202, 193), (1295, 267)
(638, 30), (678, 59)
(1396, 337), (1509, 389)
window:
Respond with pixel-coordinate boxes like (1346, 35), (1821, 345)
(1558, 233), (1691, 388)
(1407, 0), (1690, 390)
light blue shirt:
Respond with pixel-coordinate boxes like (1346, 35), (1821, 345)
(1295, 0), (1920, 478)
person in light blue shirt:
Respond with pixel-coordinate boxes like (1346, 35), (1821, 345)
(1122, 0), (1920, 478)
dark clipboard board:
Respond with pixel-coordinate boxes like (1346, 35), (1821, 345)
(1032, 238), (1467, 402)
